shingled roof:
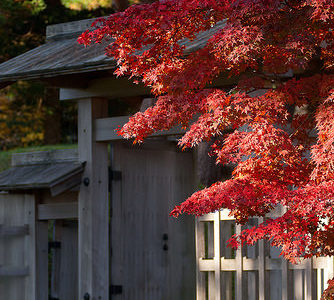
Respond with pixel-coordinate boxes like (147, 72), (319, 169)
(0, 149), (84, 196)
(0, 18), (115, 84)
(0, 17), (223, 85)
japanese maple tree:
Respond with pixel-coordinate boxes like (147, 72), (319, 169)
(79, 0), (334, 297)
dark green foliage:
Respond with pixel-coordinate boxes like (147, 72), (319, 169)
(0, 0), (113, 150)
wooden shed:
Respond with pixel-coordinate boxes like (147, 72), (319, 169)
(0, 149), (82, 299)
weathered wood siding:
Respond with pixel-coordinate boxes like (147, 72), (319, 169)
(0, 194), (35, 300)
(50, 220), (78, 300)
(111, 140), (196, 300)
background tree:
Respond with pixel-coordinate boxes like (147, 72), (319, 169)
(0, 0), (113, 149)
(80, 1), (334, 298)
(0, 0), (159, 149)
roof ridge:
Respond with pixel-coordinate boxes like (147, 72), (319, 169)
(46, 17), (104, 40)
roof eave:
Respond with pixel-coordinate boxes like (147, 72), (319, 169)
(0, 63), (116, 83)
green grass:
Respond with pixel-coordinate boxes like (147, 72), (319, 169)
(0, 144), (77, 171)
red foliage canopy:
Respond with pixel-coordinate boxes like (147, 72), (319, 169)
(80, 0), (334, 296)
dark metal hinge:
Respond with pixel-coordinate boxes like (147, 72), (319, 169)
(109, 169), (122, 181)
(110, 285), (123, 295)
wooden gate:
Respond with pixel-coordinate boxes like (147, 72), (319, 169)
(0, 193), (35, 300)
(110, 140), (196, 299)
(196, 209), (334, 300)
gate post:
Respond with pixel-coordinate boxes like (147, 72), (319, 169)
(78, 98), (109, 300)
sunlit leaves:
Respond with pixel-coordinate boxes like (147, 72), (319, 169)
(80, 1), (334, 288)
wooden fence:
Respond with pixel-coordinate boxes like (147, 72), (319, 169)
(196, 208), (334, 300)
(0, 194), (35, 300)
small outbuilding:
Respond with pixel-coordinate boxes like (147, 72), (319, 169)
(0, 149), (82, 299)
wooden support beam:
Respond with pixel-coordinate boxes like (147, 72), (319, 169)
(60, 77), (150, 101)
(0, 266), (29, 276)
(0, 224), (29, 237)
(41, 190), (78, 204)
(78, 98), (109, 300)
(38, 202), (78, 220)
(95, 116), (186, 142)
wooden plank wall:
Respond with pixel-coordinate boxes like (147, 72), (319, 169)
(0, 194), (35, 300)
(50, 220), (78, 300)
(111, 140), (196, 300)
(197, 209), (334, 300)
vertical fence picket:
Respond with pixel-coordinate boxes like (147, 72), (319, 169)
(258, 217), (265, 300)
(246, 219), (257, 300)
(327, 257), (334, 285)
(214, 212), (221, 300)
(208, 272), (215, 300)
(196, 219), (206, 300)
(305, 259), (313, 300)
(221, 215), (233, 300)
(317, 268), (323, 300)
(236, 224), (243, 300)
(282, 259), (289, 300)
(281, 206), (289, 300)
(208, 220), (215, 300)
(294, 269), (304, 300)
(324, 265), (329, 293)
(324, 257), (334, 292)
